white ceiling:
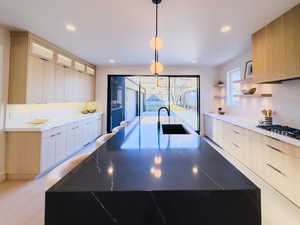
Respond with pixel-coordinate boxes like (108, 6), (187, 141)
(0, 0), (299, 66)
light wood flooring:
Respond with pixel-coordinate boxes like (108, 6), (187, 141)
(0, 142), (97, 225)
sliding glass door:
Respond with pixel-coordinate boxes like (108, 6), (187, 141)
(107, 75), (200, 133)
(170, 77), (199, 131)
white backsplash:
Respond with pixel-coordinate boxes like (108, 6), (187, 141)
(5, 102), (96, 127)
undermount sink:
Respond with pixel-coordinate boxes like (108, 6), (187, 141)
(162, 124), (190, 135)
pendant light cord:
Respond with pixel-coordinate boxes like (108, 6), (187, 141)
(154, 3), (158, 75)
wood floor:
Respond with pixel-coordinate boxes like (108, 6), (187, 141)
(0, 142), (97, 225)
(1, 139), (300, 225)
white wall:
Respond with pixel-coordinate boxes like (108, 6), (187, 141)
(96, 65), (219, 134)
(0, 25), (10, 182)
(218, 50), (300, 128)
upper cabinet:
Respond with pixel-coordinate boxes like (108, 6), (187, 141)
(87, 66), (96, 76)
(8, 31), (96, 104)
(252, 4), (300, 83)
(74, 61), (85, 72)
(57, 54), (72, 68)
(31, 42), (54, 61)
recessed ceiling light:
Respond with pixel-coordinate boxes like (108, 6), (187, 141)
(192, 60), (197, 64)
(221, 25), (231, 33)
(109, 59), (115, 64)
(66, 24), (76, 32)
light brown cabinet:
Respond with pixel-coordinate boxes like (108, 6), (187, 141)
(205, 115), (300, 207)
(284, 4), (300, 79)
(8, 31), (96, 104)
(6, 114), (102, 180)
(26, 56), (45, 104)
(252, 3), (300, 83)
(55, 64), (67, 102)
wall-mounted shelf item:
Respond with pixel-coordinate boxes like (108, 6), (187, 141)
(234, 93), (272, 97)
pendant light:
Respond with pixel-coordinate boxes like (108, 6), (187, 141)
(150, 0), (164, 77)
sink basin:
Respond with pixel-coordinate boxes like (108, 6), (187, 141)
(162, 124), (190, 135)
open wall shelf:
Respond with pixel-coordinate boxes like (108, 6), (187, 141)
(214, 96), (226, 99)
(234, 93), (272, 97)
(214, 84), (225, 88)
(233, 77), (254, 84)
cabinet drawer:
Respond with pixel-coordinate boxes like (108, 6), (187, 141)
(263, 161), (289, 194)
(262, 143), (288, 175)
(230, 125), (248, 147)
(263, 136), (289, 152)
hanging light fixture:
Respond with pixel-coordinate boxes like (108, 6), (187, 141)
(150, 0), (164, 78)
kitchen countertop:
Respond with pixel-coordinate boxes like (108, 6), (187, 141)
(45, 115), (261, 225)
(5, 112), (102, 132)
(205, 112), (300, 148)
(48, 115), (258, 192)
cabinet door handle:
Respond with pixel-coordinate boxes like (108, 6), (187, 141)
(50, 134), (56, 137)
(56, 132), (61, 135)
(232, 142), (240, 148)
(40, 57), (49, 62)
(266, 144), (284, 154)
(233, 130), (240, 134)
(266, 163), (285, 176)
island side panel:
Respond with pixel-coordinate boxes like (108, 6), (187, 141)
(45, 189), (261, 225)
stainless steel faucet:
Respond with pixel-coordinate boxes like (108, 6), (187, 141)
(158, 107), (170, 128)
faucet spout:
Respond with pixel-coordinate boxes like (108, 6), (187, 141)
(158, 107), (170, 128)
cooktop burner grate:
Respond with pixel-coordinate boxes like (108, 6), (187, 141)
(257, 125), (300, 140)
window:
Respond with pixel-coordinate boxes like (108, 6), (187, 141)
(227, 69), (241, 106)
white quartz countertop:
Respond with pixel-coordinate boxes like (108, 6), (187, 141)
(5, 112), (103, 132)
(205, 112), (300, 148)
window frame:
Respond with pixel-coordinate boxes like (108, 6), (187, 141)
(226, 68), (241, 107)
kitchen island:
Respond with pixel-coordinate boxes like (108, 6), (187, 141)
(45, 116), (261, 225)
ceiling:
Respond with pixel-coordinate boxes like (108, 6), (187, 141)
(0, 0), (299, 66)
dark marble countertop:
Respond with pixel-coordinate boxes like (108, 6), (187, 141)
(48, 116), (258, 193)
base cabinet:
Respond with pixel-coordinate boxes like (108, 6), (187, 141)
(205, 115), (300, 207)
(6, 115), (102, 180)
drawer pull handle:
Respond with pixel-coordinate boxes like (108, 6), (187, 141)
(56, 132), (61, 135)
(268, 136), (282, 142)
(233, 130), (240, 134)
(40, 57), (49, 62)
(266, 163), (284, 176)
(266, 144), (284, 154)
(50, 134), (56, 137)
(232, 142), (240, 148)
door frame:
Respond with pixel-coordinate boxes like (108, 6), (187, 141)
(107, 75), (201, 133)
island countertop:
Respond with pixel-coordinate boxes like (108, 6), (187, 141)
(46, 115), (261, 225)
(48, 116), (258, 192)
